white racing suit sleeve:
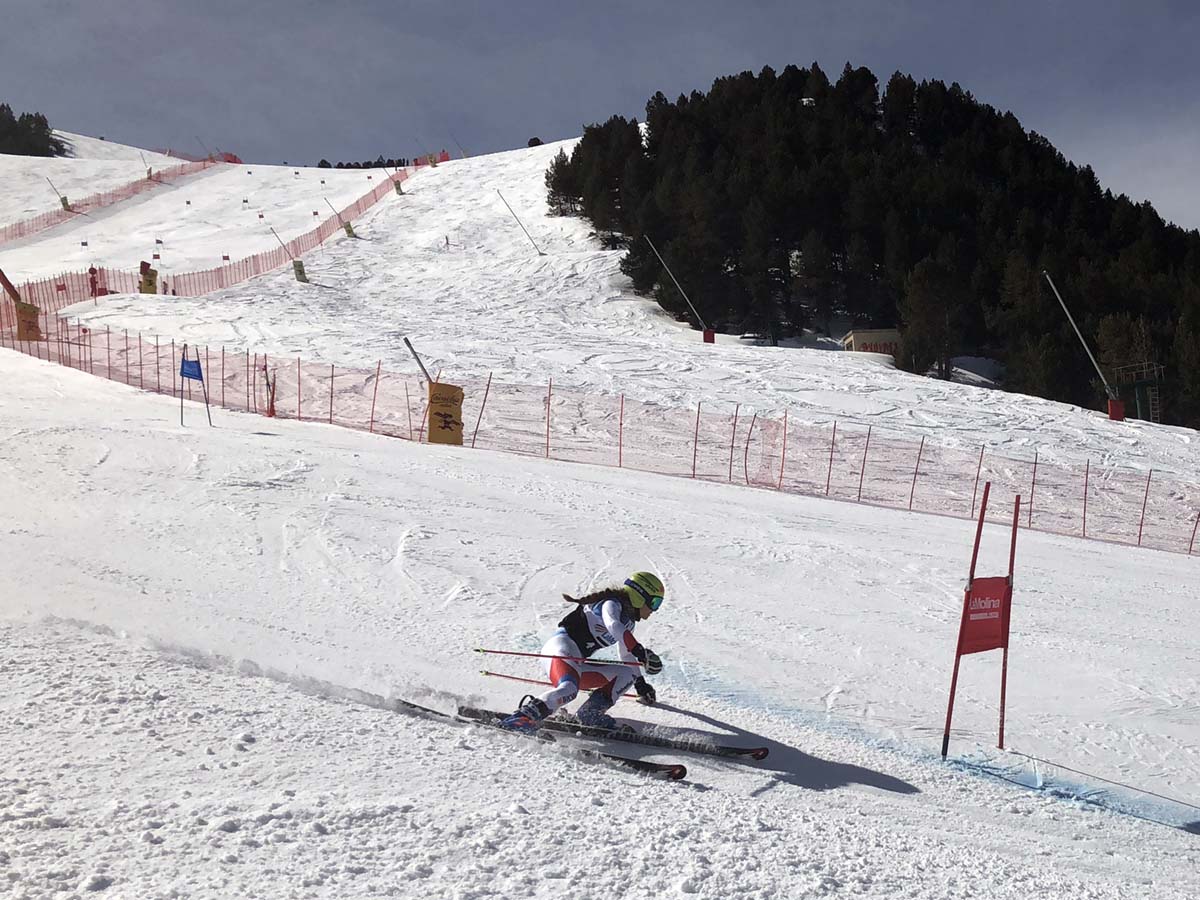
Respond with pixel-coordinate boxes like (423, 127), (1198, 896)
(599, 599), (641, 665)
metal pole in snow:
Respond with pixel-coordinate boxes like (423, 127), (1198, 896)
(743, 412), (757, 485)
(1137, 469), (1152, 547)
(971, 446), (984, 517)
(857, 425), (872, 502)
(692, 403), (701, 478)
(909, 435), (925, 510)
(545, 379), (552, 458)
(618, 394), (625, 468)
(777, 409), (788, 490)
(1042, 271), (1117, 400)
(728, 404), (739, 482)
(369, 361), (381, 433)
(1028, 450), (1038, 528)
(496, 190), (545, 256)
(643, 234), (709, 332)
(825, 421), (837, 495)
(1083, 460), (1090, 537)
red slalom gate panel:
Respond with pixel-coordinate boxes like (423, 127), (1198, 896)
(941, 481), (1020, 757)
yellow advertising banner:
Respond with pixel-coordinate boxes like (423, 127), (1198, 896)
(427, 382), (465, 445)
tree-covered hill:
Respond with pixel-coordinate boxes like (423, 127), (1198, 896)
(546, 63), (1200, 426)
(0, 103), (66, 157)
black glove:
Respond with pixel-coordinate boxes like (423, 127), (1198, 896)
(634, 676), (657, 705)
(632, 644), (663, 675)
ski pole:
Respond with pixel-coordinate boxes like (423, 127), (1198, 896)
(474, 648), (643, 668)
(480, 670), (637, 699)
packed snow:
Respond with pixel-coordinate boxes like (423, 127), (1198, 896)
(1, 133), (1198, 898)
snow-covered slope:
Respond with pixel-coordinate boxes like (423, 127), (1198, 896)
(50, 138), (1200, 482)
(1, 351), (1197, 898)
(0, 160), (381, 276)
(3, 132), (1199, 898)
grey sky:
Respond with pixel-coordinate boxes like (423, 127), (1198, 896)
(3, 1), (1199, 229)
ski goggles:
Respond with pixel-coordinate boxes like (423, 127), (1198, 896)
(646, 594), (664, 612)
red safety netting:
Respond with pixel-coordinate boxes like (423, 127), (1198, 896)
(3, 314), (1199, 560)
(0, 160), (220, 246)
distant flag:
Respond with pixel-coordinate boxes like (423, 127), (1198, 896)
(80, 240), (88, 247)
(155, 238), (163, 245)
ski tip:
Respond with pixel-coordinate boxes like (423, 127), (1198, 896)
(750, 748), (770, 761)
(666, 764), (688, 780)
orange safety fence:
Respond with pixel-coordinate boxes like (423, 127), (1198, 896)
(0, 160), (222, 246)
(3, 315), (1199, 560)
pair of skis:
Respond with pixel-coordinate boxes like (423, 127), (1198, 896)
(456, 705), (770, 781)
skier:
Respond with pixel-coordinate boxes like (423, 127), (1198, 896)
(500, 572), (666, 732)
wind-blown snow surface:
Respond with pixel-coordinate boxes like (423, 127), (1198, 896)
(2, 351), (1198, 898)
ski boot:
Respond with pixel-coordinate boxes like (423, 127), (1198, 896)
(575, 686), (618, 731)
(499, 695), (552, 733)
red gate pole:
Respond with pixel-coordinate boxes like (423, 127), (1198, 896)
(943, 481), (991, 758)
(999, 493), (1021, 750)
(825, 420), (837, 495)
(368, 360), (381, 433)
(857, 424), (872, 502)
(1028, 450), (1038, 528)
(470, 372), (492, 448)
(1189, 509), (1200, 555)
(970, 446), (984, 517)
(618, 393), (624, 467)
(1083, 459), (1090, 537)
(909, 435), (925, 510)
(106, 326), (111, 377)
(329, 363), (334, 424)
(692, 402), (701, 478)
(743, 412), (758, 485)
(727, 403), (739, 482)
(777, 409), (788, 490)
(1137, 469), (1152, 546)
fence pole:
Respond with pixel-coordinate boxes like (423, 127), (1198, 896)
(405, 382), (413, 438)
(156, 336), (161, 393)
(124, 330), (130, 385)
(296, 357), (301, 420)
(545, 378), (552, 458)
(618, 393), (625, 468)
(743, 412), (758, 485)
(1137, 469), (1152, 547)
(138, 333), (144, 389)
(221, 347), (225, 407)
(244, 351), (249, 410)
(106, 326), (111, 378)
(692, 402), (701, 478)
(825, 420), (837, 496)
(857, 424), (872, 502)
(908, 435), (925, 511)
(369, 360), (381, 433)
(1189, 510), (1200, 555)
(1028, 450), (1038, 528)
(777, 409), (788, 490)
(171, 339), (177, 398)
(728, 403), (739, 482)
(1083, 459), (1090, 537)
(970, 446), (984, 517)
(329, 363), (334, 424)
(471, 372), (492, 448)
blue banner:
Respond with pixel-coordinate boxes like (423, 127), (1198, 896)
(180, 359), (204, 382)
